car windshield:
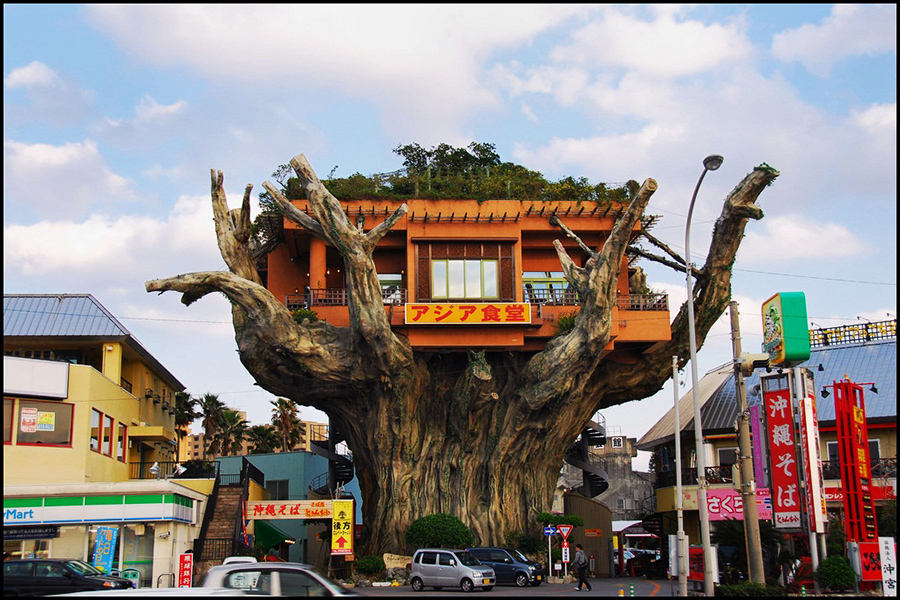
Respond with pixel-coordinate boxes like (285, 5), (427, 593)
(455, 551), (481, 566)
(510, 549), (529, 562)
(66, 560), (104, 576)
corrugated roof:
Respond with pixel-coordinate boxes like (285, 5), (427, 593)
(4, 294), (130, 338)
(636, 332), (896, 451)
(4, 294), (185, 391)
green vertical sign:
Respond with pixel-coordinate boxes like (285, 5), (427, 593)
(762, 292), (811, 365)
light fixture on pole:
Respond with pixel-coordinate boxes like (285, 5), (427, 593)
(685, 154), (722, 597)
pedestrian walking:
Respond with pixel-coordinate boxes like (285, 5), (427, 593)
(573, 543), (592, 591)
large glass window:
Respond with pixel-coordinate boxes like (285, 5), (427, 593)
(117, 423), (127, 462)
(4, 398), (13, 444)
(432, 260), (498, 300)
(91, 409), (101, 452)
(102, 414), (114, 456)
(16, 400), (73, 446)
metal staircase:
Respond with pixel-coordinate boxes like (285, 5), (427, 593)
(565, 413), (610, 497)
(308, 425), (354, 498)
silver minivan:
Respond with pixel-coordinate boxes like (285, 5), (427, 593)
(410, 548), (495, 592)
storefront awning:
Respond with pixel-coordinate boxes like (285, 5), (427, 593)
(254, 519), (292, 550)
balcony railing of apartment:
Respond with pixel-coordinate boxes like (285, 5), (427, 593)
(656, 458), (897, 489)
(656, 464), (734, 488)
(129, 460), (218, 480)
(822, 458), (897, 481)
(286, 289), (668, 311)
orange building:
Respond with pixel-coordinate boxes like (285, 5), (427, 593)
(265, 198), (670, 357)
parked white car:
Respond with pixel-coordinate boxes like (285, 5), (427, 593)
(409, 548), (495, 592)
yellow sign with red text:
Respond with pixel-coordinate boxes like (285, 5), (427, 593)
(331, 500), (354, 556)
(405, 303), (531, 325)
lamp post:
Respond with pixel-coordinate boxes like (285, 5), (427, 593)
(685, 154), (722, 597)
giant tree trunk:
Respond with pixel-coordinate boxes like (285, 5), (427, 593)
(147, 155), (777, 554)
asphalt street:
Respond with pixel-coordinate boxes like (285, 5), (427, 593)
(354, 577), (676, 597)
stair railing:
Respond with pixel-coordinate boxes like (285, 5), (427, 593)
(192, 461), (222, 559)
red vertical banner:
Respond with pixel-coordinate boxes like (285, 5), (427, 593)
(177, 553), (193, 588)
(763, 378), (802, 530)
(834, 380), (879, 542)
(798, 371), (827, 533)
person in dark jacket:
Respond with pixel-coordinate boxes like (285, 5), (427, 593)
(573, 543), (592, 591)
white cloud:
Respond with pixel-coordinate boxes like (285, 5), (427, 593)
(4, 61), (61, 88)
(3, 139), (136, 220)
(549, 6), (752, 77)
(739, 215), (867, 264)
(771, 4), (897, 76)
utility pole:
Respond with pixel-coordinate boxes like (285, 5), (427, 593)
(729, 301), (766, 584)
(673, 356), (688, 597)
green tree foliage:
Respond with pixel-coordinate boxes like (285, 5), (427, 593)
(355, 554), (386, 575)
(877, 499), (896, 539)
(536, 512), (584, 527)
(173, 391), (199, 458)
(197, 392), (225, 460)
(405, 513), (474, 549)
(270, 397), (305, 453)
(815, 555), (856, 592)
(216, 409), (249, 456)
(505, 531), (543, 554)
(246, 425), (280, 454)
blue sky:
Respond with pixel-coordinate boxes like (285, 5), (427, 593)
(4, 5), (896, 468)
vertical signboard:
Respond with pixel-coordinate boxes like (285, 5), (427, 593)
(92, 526), (118, 574)
(762, 374), (801, 530)
(798, 369), (827, 533)
(749, 404), (768, 487)
(761, 292), (811, 366)
(330, 499), (354, 556)
(880, 537), (897, 597)
(177, 553), (193, 588)
(834, 379), (879, 542)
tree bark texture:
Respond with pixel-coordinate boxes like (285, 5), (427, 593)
(147, 157), (778, 554)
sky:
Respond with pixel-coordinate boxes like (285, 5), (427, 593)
(4, 5), (896, 471)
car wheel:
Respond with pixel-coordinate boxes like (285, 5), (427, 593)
(515, 572), (529, 587)
(460, 578), (474, 592)
(411, 577), (424, 592)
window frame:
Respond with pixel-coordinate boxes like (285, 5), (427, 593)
(102, 414), (114, 456)
(431, 259), (499, 301)
(117, 422), (127, 462)
(15, 399), (74, 448)
(91, 409), (102, 453)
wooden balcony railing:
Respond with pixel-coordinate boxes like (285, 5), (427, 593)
(286, 288), (668, 311)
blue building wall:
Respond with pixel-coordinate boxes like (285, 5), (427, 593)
(215, 451), (362, 563)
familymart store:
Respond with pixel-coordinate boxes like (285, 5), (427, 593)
(3, 481), (207, 588)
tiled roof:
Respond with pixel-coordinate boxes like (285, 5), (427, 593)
(636, 329), (896, 450)
(4, 294), (130, 338)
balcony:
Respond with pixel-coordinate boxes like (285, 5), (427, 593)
(656, 464), (734, 489)
(822, 458), (896, 481)
(129, 459), (218, 480)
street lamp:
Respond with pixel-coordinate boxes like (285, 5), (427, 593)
(685, 154), (722, 597)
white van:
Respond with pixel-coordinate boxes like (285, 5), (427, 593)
(409, 548), (495, 592)
(222, 556), (258, 565)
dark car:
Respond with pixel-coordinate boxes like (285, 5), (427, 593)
(467, 547), (545, 587)
(3, 558), (134, 596)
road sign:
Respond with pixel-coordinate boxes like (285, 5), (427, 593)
(562, 541), (570, 563)
(177, 553), (193, 588)
(331, 499), (354, 555)
(543, 526), (557, 536)
(558, 524), (573, 539)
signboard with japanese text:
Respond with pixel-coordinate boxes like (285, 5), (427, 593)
(879, 537), (897, 596)
(798, 374), (827, 533)
(247, 500), (332, 520)
(834, 380), (879, 542)
(750, 404), (768, 487)
(20, 407), (38, 433)
(91, 526), (117, 574)
(561, 540), (570, 563)
(687, 546), (719, 583)
(762, 377), (802, 530)
(706, 488), (772, 521)
(761, 292), (811, 365)
(858, 541), (883, 582)
(331, 499), (354, 556)
(405, 303), (531, 325)
(177, 553), (193, 588)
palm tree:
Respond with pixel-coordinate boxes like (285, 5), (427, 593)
(270, 397), (305, 452)
(246, 425), (281, 454)
(217, 409), (249, 456)
(197, 393), (225, 460)
(173, 391), (199, 459)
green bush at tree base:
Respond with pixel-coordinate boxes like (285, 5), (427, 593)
(815, 555), (856, 592)
(405, 513), (474, 549)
